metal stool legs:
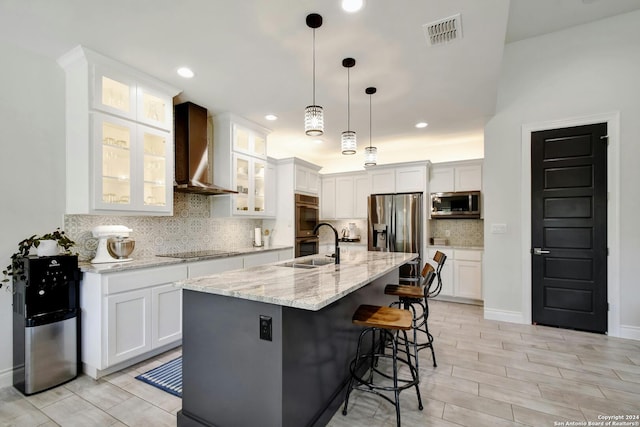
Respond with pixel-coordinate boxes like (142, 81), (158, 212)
(342, 327), (423, 427)
(389, 298), (437, 368)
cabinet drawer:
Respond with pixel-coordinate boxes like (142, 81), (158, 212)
(104, 264), (188, 295)
(454, 250), (482, 262)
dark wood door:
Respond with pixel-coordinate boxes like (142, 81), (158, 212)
(531, 123), (607, 333)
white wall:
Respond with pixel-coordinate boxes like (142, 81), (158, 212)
(0, 41), (66, 385)
(483, 11), (640, 338)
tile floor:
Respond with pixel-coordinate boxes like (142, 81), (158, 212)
(1, 300), (639, 427)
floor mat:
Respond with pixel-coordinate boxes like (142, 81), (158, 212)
(135, 356), (182, 398)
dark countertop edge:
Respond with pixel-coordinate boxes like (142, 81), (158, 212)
(79, 245), (293, 274)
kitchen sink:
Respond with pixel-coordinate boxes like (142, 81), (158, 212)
(277, 257), (335, 268)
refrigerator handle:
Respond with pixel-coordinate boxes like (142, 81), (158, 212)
(389, 197), (395, 252)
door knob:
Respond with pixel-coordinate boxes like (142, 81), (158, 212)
(532, 248), (550, 255)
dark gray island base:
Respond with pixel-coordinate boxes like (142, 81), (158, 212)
(177, 251), (414, 427)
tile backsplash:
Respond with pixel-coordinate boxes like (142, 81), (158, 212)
(64, 193), (261, 261)
(429, 219), (483, 247)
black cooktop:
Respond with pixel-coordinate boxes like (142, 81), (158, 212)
(156, 250), (239, 259)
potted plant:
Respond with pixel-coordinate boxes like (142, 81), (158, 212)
(1, 228), (76, 288)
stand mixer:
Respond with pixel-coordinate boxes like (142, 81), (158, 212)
(91, 225), (134, 264)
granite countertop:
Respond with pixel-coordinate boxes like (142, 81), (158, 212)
(181, 250), (417, 311)
(79, 245), (293, 274)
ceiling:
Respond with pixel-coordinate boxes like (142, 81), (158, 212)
(1, 0), (639, 173)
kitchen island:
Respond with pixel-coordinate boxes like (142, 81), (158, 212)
(177, 250), (417, 427)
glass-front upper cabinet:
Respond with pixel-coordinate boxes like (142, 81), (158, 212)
(232, 124), (267, 159)
(93, 64), (173, 131)
(141, 126), (170, 210)
(59, 46), (179, 215)
(232, 153), (266, 215)
(99, 117), (132, 208)
(93, 114), (172, 213)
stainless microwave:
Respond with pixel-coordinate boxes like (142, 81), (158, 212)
(430, 191), (481, 219)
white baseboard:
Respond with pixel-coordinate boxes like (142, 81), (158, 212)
(0, 366), (12, 389)
(484, 307), (525, 324)
(619, 325), (640, 341)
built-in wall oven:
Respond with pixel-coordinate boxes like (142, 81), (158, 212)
(295, 194), (319, 257)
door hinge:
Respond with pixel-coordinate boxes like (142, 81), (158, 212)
(607, 302), (610, 311)
(607, 247), (609, 256)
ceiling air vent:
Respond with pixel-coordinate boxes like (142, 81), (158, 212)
(423, 13), (463, 46)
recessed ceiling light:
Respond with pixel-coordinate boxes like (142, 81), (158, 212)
(264, 114), (278, 121)
(342, 0), (364, 13)
(177, 67), (194, 78)
(415, 122), (429, 129)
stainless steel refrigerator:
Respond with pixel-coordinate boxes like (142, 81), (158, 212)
(368, 193), (422, 285)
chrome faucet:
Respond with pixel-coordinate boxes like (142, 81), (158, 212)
(313, 222), (340, 264)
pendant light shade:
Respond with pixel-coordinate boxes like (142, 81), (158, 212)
(305, 14), (324, 136)
(364, 86), (377, 166)
(341, 58), (356, 155)
(341, 131), (357, 154)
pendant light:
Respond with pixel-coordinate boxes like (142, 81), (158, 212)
(305, 13), (324, 136)
(341, 57), (356, 155)
(364, 87), (377, 166)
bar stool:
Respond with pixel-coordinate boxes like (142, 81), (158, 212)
(342, 304), (423, 427)
(384, 261), (438, 368)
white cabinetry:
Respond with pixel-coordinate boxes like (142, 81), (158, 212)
(243, 251), (280, 268)
(106, 289), (151, 365)
(321, 177), (336, 220)
(427, 247), (482, 301)
(429, 160), (483, 193)
(58, 46), (180, 216)
(321, 172), (369, 219)
(212, 113), (273, 217)
(81, 264), (187, 378)
(368, 162), (428, 194)
(295, 164), (320, 195)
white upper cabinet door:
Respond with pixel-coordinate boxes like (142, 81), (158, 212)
(395, 166), (426, 193)
(92, 65), (137, 121)
(429, 167), (455, 193)
(294, 165), (320, 195)
(320, 177), (336, 219)
(354, 175), (370, 218)
(137, 84), (174, 131)
(454, 165), (482, 191)
(232, 123), (267, 159)
(307, 170), (320, 194)
(369, 169), (395, 194)
(335, 176), (355, 219)
(429, 161), (482, 193)
(295, 165), (309, 192)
